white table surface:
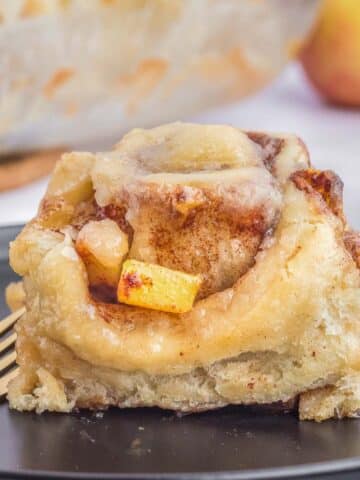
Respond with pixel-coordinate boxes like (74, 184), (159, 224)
(1, 63), (359, 227)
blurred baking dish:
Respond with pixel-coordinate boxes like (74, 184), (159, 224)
(0, 0), (319, 155)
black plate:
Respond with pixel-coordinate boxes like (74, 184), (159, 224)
(1, 225), (360, 480)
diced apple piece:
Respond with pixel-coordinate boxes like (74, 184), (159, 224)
(46, 152), (95, 205)
(39, 198), (75, 229)
(76, 219), (128, 288)
(117, 259), (202, 314)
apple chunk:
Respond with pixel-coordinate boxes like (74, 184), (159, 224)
(118, 259), (202, 313)
(76, 219), (128, 288)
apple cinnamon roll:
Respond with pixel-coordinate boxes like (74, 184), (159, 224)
(7, 122), (360, 421)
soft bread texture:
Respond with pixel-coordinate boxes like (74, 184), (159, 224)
(7, 122), (360, 421)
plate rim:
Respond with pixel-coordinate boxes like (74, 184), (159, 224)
(1, 223), (360, 480)
(1, 457), (360, 480)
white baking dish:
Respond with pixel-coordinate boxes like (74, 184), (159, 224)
(0, 0), (320, 154)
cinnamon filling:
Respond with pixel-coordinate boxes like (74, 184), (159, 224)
(70, 134), (284, 304)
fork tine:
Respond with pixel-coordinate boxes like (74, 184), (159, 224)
(0, 368), (19, 397)
(0, 332), (17, 354)
(0, 307), (25, 335)
(0, 351), (16, 373)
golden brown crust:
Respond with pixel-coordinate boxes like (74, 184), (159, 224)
(291, 169), (344, 221)
(5, 282), (26, 312)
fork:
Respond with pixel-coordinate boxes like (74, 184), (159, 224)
(0, 307), (25, 398)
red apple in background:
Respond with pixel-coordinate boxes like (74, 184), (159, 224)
(300, 0), (360, 107)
